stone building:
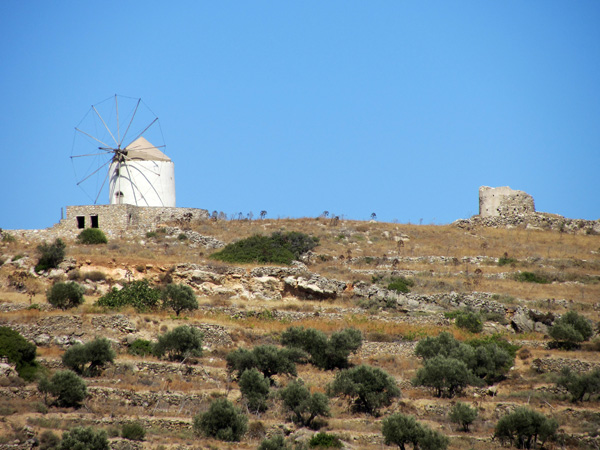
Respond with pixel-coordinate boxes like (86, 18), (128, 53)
(479, 186), (535, 218)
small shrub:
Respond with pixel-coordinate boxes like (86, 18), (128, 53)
(153, 325), (203, 361)
(127, 339), (154, 356)
(96, 280), (161, 312)
(177, 233), (188, 240)
(0, 327), (38, 381)
(35, 239), (66, 272)
(1, 233), (16, 243)
(39, 430), (60, 450)
(46, 282), (85, 310)
(498, 256), (517, 266)
(145, 231), (158, 238)
(121, 422), (146, 441)
(84, 271), (106, 282)
(309, 432), (343, 448)
(387, 276), (414, 294)
(247, 421), (267, 440)
(454, 310), (483, 333)
(77, 228), (108, 244)
(193, 398), (247, 442)
(211, 231), (319, 264)
(58, 426), (109, 450)
(514, 271), (549, 284)
(258, 434), (290, 450)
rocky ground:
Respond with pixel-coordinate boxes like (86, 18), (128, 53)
(0, 216), (599, 449)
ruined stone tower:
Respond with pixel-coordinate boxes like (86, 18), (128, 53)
(479, 186), (535, 218)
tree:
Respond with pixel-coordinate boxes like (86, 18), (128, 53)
(449, 401), (478, 432)
(226, 345), (301, 383)
(382, 413), (448, 450)
(549, 311), (593, 349)
(413, 356), (480, 398)
(193, 398), (248, 442)
(494, 407), (558, 449)
(258, 434), (290, 450)
(0, 326), (38, 380)
(281, 326), (362, 370)
(77, 228), (108, 244)
(327, 365), (400, 415)
(556, 367), (600, 402)
(62, 338), (115, 376)
(162, 283), (198, 316)
(35, 238), (66, 272)
(239, 368), (270, 413)
(39, 370), (87, 408)
(414, 332), (461, 360)
(153, 325), (203, 361)
(280, 380), (330, 428)
(58, 426), (108, 450)
(46, 281), (85, 310)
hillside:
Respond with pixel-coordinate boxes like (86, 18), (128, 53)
(1, 217), (599, 450)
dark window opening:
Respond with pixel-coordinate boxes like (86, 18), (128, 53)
(76, 216), (85, 229)
(91, 215), (99, 228)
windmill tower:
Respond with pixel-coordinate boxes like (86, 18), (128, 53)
(108, 136), (175, 206)
(71, 95), (175, 207)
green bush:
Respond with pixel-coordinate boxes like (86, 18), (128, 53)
(387, 276), (414, 294)
(1, 232), (16, 243)
(77, 228), (108, 244)
(96, 279), (161, 312)
(281, 326), (362, 370)
(413, 356), (481, 398)
(58, 426), (108, 450)
(38, 370), (87, 408)
(308, 432), (343, 448)
(46, 282), (85, 310)
(280, 380), (330, 428)
(454, 310), (483, 333)
(210, 231), (319, 264)
(549, 311), (594, 349)
(382, 413), (449, 450)
(239, 368), (270, 413)
(35, 239), (66, 272)
(193, 398), (248, 442)
(556, 367), (600, 402)
(162, 283), (198, 316)
(449, 401), (478, 432)
(127, 339), (154, 356)
(494, 407), (558, 449)
(62, 338), (116, 376)
(498, 256), (517, 266)
(258, 434), (291, 450)
(153, 325), (203, 361)
(121, 422), (146, 441)
(0, 327), (38, 381)
(514, 271), (549, 284)
(226, 345), (301, 383)
(327, 364), (400, 415)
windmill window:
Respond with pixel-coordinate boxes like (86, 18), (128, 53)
(90, 215), (99, 228)
(76, 216), (85, 229)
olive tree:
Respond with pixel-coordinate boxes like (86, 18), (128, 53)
(494, 407), (558, 449)
(280, 379), (330, 428)
(239, 368), (270, 413)
(449, 401), (478, 432)
(58, 426), (108, 450)
(46, 282), (85, 310)
(0, 326), (38, 380)
(226, 345), (301, 383)
(327, 365), (400, 415)
(62, 338), (115, 376)
(153, 325), (203, 361)
(162, 283), (198, 316)
(38, 370), (87, 408)
(549, 311), (593, 349)
(413, 356), (481, 398)
(382, 413), (448, 450)
(557, 367), (600, 402)
(193, 398), (247, 442)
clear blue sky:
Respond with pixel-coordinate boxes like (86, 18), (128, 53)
(1, 1), (599, 230)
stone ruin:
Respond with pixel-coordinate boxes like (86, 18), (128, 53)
(479, 186), (535, 218)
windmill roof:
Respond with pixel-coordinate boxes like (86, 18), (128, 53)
(125, 137), (171, 161)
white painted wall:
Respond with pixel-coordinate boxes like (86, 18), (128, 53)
(108, 159), (176, 207)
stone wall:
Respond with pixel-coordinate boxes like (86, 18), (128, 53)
(479, 186), (536, 217)
(6, 204), (209, 241)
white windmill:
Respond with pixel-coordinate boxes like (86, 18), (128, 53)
(71, 95), (175, 207)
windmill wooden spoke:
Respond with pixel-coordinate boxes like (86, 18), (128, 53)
(92, 105), (119, 147)
(76, 159), (112, 186)
(119, 98), (140, 147)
